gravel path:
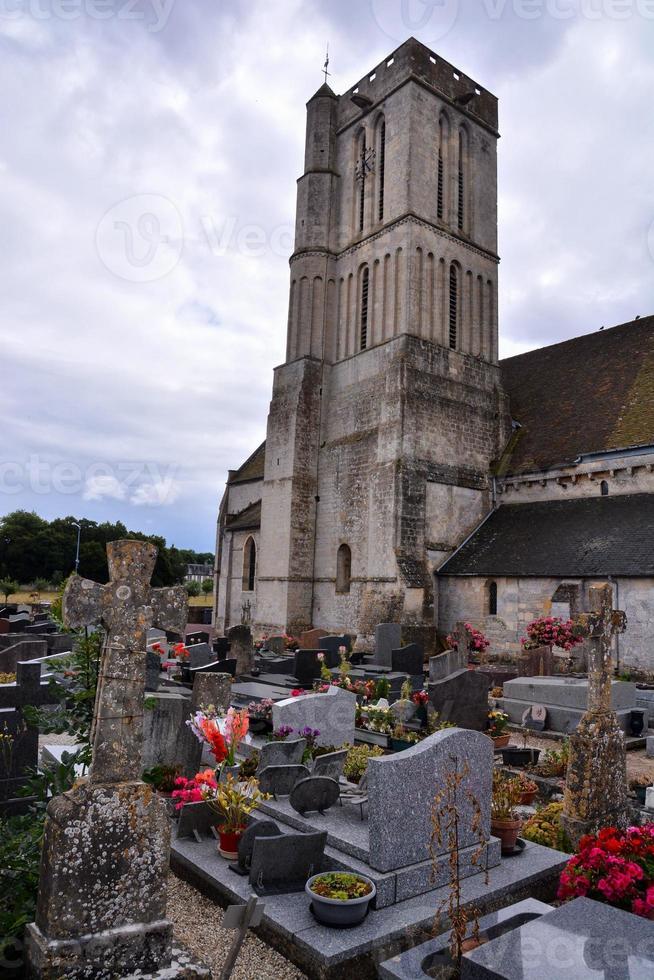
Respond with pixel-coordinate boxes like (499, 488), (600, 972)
(167, 874), (307, 980)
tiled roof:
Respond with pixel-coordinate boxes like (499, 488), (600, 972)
(225, 500), (261, 531)
(228, 442), (266, 484)
(499, 316), (654, 475)
(438, 494), (654, 577)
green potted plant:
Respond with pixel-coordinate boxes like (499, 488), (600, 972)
(516, 771), (538, 806)
(374, 676), (391, 701)
(490, 771), (523, 854)
(486, 709), (510, 748)
(342, 744), (384, 784)
(305, 871), (376, 926)
(207, 775), (270, 860)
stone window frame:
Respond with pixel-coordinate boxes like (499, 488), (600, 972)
(242, 535), (257, 593)
(336, 543), (352, 594)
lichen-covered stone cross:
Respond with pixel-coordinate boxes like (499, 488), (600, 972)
(574, 583), (626, 715)
(63, 539), (187, 783)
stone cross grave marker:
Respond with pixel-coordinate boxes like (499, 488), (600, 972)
(563, 583), (630, 846)
(25, 540), (208, 979)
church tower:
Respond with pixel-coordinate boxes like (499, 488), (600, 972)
(256, 38), (511, 645)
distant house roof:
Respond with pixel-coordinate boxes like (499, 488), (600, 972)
(225, 500), (262, 531)
(186, 564), (213, 576)
(228, 442), (266, 484)
(500, 315), (654, 476)
(438, 494), (654, 578)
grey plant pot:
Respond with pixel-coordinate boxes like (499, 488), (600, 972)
(306, 873), (376, 927)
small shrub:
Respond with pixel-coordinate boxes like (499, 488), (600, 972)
(522, 801), (571, 851)
(343, 744), (384, 783)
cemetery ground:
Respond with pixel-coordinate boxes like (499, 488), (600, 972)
(1, 559), (654, 979)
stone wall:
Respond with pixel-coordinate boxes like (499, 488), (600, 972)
(499, 449), (654, 505)
(437, 574), (654, 671)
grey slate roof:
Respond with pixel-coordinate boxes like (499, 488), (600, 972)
(438, 493), (654, 578)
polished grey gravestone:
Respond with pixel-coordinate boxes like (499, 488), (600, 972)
(189, 642), (214, 670)
(460, 897), (654, 979)
(0, 660), (63, 816)
(146, 648), (161, 691)
(499, 675), (638, 734)
(229, 819), (282, 876)
(227, 624), (253, 676)
(258, 764), (311, 797)
(391, 643), (424, 677)
(292, 649), (321, 685)
(26, 540), (208, 979)
(367, 728), (496, 874)
(272, 685), (356, 747)
(0, 639), (48, 674)
(256, 738), (307, 774)
(249, 830), (327, 893)
(177, 800), (217, 840)
(192, 657), (237, 679)
(375, 623), (402, 668)
(312, 748), (348, 781)
(429, 669), (491, 731)
(429, 647), (467, 682)
(289, 775), (340, 815)
(179, 671), (232, 777)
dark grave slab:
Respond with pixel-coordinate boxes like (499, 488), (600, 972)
(429, 669), (491, 731)
(461, 896), (654, 979)
(230, 681), (296, 705)
(0, 639), (48, 674)
(319, 635), (354, 668)
(312, 749), (348, 782)
(249, 830), (327, 894)
(374, 623), (402, 668)
(299, 628), (328, 649)
(189, 643), (214, 670)
(213, 636), (230, 659)
(227, 624), (253, 676)
(187, 631), (210, 646)
(289, 776), (340, 815)
(292, 649), (321, 686)
(229, 819), (282, 876)
(192, 658), (236, 679)
(257, 739), (307, 773)
(391, 643), (424, 676)
(255, 653), (296, 674)
(258, 764), (311, 798)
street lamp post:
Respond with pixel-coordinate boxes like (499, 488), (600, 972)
(72, 522), (81, 574)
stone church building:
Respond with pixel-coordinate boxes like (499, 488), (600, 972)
(214, 38), (654, 668)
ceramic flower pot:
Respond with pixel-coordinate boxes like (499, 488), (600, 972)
(491, 817), (522, 854)
(491, 734), (511, 749)
(217, 827), (245, 860)
(414, 704), (428, 726)
(519, 789), (538, 806)
(306, 873), (376, 927)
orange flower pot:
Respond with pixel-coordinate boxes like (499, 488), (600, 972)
(491, 817), (522, 854)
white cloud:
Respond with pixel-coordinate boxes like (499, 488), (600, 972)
(83, 475), (127, 502)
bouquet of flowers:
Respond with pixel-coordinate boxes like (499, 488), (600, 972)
(558, 825), (654, 919)
(150, 641), (165, 656)
(247, 698), (273, 722)
(446, 623), (490, 654)
(521, 617), (583, 652)
(173, 641), (190, 660)
(412, 690), (429, 706)
(187, 706), (250, 766)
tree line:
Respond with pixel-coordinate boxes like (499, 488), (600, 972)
(0, 510), (214, 588)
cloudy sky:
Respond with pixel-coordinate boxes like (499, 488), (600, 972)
(1, 0), (653, 551)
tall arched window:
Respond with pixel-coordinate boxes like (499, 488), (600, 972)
(336, 544), (352, 594)
(360, 266), (369, 350)
(377, 118), (386, 222)
(600, 480), (609, 496)
(457, 128), (466, 231)
(449, 263), (459, 349)
(437, 115), (445, 220)
(356, 130), (366, 233)
(488, 581), (498, 616)
(242, 536), (256, 592)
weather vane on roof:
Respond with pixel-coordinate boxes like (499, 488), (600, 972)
(322, 43), (330, 84)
